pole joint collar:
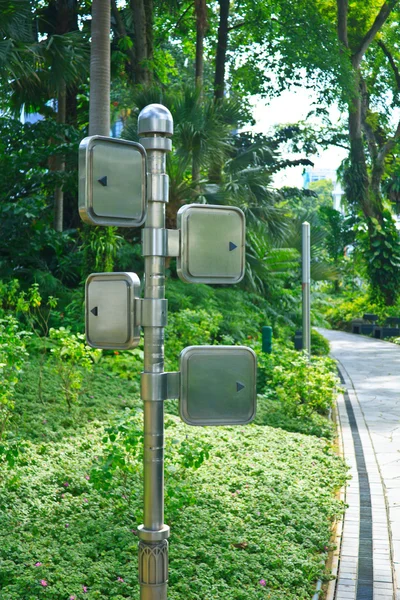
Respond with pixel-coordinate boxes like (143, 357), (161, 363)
(139, 137), (172, 152)
(147, 172), (169, 202)
(135, 298), (168, 327)
(138, 524), (170, 542)
(142, 228), (180, 257)
(141, 372), (180, 401)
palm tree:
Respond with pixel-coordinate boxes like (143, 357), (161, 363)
(0, 0), (35, 86)
(122, 85), (244, 225)
(89, 0), (110, 136)
(5, 1), (89, 232)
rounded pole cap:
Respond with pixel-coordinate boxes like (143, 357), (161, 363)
(138, 103), (173, 136)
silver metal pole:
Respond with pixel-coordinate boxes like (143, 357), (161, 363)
(137, 105), (173, 600)
(302, 221), (311, 356)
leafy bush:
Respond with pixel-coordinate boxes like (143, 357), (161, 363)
(165, 308), (222, 370)
(49, 328), (101, 410)
(256, 341), (338, 418)
(311, 328), (330, 356)
(0, 315), (29, 437)
(324, 290), (400, 331)
(100, 345), (144, 394)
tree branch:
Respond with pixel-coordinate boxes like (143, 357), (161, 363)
(352, 0), (398, 68)
(337, 0), (349, 48)
(377, 39), (400, 91)
(173, 2), (194, 31)
(227, 20), (246, 32)
(377, 118), (400, 167)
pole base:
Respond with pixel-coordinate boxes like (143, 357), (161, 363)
(139, 539), (168, 600)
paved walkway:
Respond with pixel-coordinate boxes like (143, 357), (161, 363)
(319, 329), (400, 600)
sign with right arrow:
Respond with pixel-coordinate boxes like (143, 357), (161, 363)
(179, 345), (257, 426)
(177, 204), (245, 284)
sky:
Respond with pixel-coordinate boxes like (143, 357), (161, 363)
(249, 88), (348, 189)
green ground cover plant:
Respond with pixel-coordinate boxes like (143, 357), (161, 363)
(0, 361), (347, 599)
(0, 280), (346, 599)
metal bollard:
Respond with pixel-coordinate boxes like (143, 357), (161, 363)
(302, 222), (311, 357)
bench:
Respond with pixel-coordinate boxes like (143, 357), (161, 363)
(374, 317), (400, 339)
(352, 313), (379, 335)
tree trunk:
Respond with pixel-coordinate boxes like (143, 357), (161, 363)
(131, 0), (149, 85)
(89, 0), (110, 136)
(144, 0), (153, 76)
(214, 0), (229, 100)
(195, 0), (207, 89)
(54, 81), (66, 232)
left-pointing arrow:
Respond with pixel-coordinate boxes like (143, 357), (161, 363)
(98, 176), (107, 187)
(91, 306), (98, 316)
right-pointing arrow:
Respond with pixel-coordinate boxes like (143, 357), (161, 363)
(229, 241), (237, 251)
(91, 306), (98, 316)
(236, 381), (245, 392)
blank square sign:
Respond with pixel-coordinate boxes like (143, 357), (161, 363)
(177, 204), (245, 284)
(79, 136), (147, 227)
(180, 346), (257, 426)
(85, 272), (141, 350)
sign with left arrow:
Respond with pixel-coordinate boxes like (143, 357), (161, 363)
(85, 272), (141, 350)
(79, 136), (147, 228)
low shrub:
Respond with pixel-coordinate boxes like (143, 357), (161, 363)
(49, 327), (101, 410)
(311, 328), (330, 356)
(165, 308), (222, 370)
(324, 290), (400, 331)
(0, 315), (29, 438)
(256, 341), (338, 419)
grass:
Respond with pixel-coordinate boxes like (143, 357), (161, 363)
(0, 355), (348, 599)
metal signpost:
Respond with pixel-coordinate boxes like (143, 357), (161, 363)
(302, 221), (311, 356)
(79, 104), (257, 600)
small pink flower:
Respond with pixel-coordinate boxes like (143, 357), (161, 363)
(85, 475), (90, 480)
(34, 562), (42, 567)
(63, 482), (69, 488)
(82, 585), (88, 593)
(40, 579), (48, 587)
(259, 579), (266, 586)
(61, 494), (65, 499)
(117, 577), (124, 582)
(83, 498), (88, 503)
(257, 511), (261, 516)
(65, 523), (69, 528)
(70, 596), (76, 600)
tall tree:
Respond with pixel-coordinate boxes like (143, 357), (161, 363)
(336, 0), (400, 303)
(214, 0), (229, 100)
(239, 0), (400, 303)
(195, 0), (208, 89)
(89, 0), (110, 135)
